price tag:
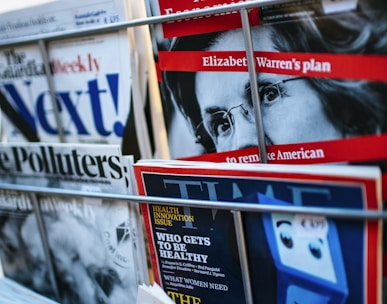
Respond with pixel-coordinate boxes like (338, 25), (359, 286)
(321, 0), (358, 14)
(103, 12), (120, 24)
(293, 214), (328, 238)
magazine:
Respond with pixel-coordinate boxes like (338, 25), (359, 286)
(46, 30), (134, 145)
(134, 159), (382, 304)
(143, 0), (261, 159)
(0, 0), (128, 40)
(147, 0), (387, 165)
(0, 32), (126, 145)
(0, 142), (145, 303)
(145, 0), (259, 39)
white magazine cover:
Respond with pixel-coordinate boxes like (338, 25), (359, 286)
(38, 195), (139, 304)
(0, 142), (127, 192)
(0, 142), (142, 303)
(47, 30), (134, 145)
(0, 0), (128, 40)
(0, 30), (136, 144)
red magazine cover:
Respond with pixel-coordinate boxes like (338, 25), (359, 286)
(146, 0), (259, 38)
(134, 160), (382, 304)
(149, 0), (387, 166)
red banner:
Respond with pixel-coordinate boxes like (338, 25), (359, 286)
(159, 51), (387, 82)
(181, 133), (387, 165)
(158, 0), (259, 38)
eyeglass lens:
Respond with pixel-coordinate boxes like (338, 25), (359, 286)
(204, 104), (251, 145)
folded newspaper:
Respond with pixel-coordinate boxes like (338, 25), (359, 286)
(137, 283), (174, 304)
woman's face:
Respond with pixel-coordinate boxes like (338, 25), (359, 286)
(195, 26), (342, 152)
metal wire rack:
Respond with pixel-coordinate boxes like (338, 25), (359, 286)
(0, 1), (386, 303)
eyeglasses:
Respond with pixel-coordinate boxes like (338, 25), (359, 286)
(259, 77), (304, 105)
(195, 77), (304, 147)
(195, 104), (254, 148)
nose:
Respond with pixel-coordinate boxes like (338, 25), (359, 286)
(230, 113), (258, 150)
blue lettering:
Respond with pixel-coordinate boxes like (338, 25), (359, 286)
(35, 92), (57, 135)
(56, 92), (89, 135)
(106, 73), (124, 137)
(2, 73), (125, 139)
(2, 83), (37, 132)
(88, 79), (111, 136)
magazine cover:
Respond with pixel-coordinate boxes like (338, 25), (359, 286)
(144, 0), (260, 159)
(39, 195), (139, 304)
(0, 32), (131, 145)
(150, 0), (387, 163)
(145, 0), (259, 39)
(47, 31), (134, 145)
(0, 0), (127, 40)
(134, 160), (382, 304)
(0, 142), (143, 303)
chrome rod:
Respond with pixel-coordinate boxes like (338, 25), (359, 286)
(240, 8), (268, 163)
(0, 182), (385, 220)
(232, 210), (254, 304)
(30, 193), (62, 301)
(38, 40), (65, 142)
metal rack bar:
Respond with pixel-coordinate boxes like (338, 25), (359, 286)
(0, 182), (385, 220)
(232, 210), (254, 304)
(240, 8), (268, 163)
(30, 193), (61, 301)
(37, 39), (65, 143)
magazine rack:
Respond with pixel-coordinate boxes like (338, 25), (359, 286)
(0, 1), (386, 303)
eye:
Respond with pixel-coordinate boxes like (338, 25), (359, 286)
(279, 231), (293, 249)
(207, 111), (232, 138)
(259, 84), (281, 105)
(309, 241), (322, 259)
